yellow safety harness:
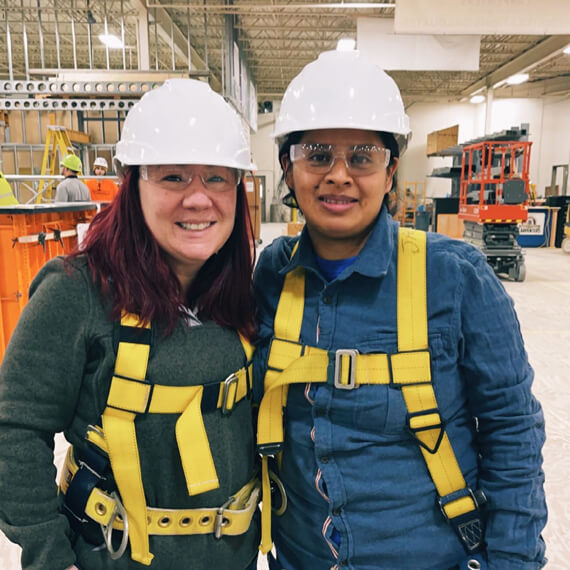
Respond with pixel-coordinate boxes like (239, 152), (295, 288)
(60, 314), (259, 565)
(257, 227), (486, 555)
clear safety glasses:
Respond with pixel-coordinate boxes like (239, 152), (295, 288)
(140, 164), (240, 192)
(290, 143), (391, 176)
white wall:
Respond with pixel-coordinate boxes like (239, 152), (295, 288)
(250, 111), (280, 221)
(539, 96), (570, 195)
(251, 96), (570, 206)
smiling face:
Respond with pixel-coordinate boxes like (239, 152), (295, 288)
(282, 128), (397, 259)
(138, 165), (238, 292)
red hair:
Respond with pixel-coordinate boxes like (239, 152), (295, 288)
(69, 167), (256, 339)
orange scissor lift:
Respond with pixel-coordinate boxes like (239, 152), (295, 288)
(459, 140), (531, 281)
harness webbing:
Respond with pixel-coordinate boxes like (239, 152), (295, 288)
(98, 314), (254, 565)
(257, 228), (484, 555)
(102, 314), (153, 565)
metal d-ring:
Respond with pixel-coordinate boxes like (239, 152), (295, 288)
(100, 492), (129, 560)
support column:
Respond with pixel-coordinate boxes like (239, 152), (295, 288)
(484, 88), (494, 135)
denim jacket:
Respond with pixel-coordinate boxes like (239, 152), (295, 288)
(253, 208), (546, 570)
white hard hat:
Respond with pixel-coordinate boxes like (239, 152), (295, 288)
(273, 50), (410, 149)
(93, 157), (108, 170)
(114, 78), (254, 170)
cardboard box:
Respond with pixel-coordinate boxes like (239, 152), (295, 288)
(287, 222), (304, 236)
(436, 214), (464, 239)
(427, 125), (459, 156)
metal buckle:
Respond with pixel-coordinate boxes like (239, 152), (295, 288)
(221, 373), (239, 414)
(214, 496), (235, 539)
(438, 487), (486, 521)
(334, 349), (359, 390)
(100, 492), (129, 560)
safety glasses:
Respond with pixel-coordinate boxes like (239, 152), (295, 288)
(140, 165), (240, 192)
(290, 143), (391, 176)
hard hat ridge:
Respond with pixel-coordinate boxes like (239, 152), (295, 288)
(273, 50), (410, 147)
(114, 78), (255, 171)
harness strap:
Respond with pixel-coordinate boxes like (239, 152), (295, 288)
(258, 346), (430, 453)
(61, 446), (260, 537)
(99, 315), (254, 564)
(101, 314), (152, 564)
(257, 228), (485, 555)
(397, 229), (484, 551)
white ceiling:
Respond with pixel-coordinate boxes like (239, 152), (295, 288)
(1, 1), (569, 109)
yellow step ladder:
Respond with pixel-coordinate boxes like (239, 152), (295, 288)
(36, 126), (77, 203)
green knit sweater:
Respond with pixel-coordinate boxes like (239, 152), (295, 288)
(0, 257), (259, 569)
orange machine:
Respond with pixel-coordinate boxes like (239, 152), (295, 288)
(459, 140), (531, 281)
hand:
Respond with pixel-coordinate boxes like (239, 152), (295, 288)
(66, 566), (79, 570)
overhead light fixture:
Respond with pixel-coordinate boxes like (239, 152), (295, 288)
(337, 38), (356, 51)
(470, 94), (485, 104)
(506, 73), (529, 85)
(98, 33), (124, 49)
(564, 44), (570, 55)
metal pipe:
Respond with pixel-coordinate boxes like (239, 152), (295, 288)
(87, 1), (93, 69)
(154, 8), (159, 70)
(21, 0), (29, 80)
(37, 0), (45, 70)
(54, 0), (61, 69)
(101, 111), (106, 144)
(186, 7), (191, 71)
(120, 0), (127, 70)
(6, 17), (14, 81)
(71, 5), (78, 69)
(144, 2), (395, 12)
(170, 20), (176, 70)
(203, 0), (208, 70)
(103, 0), (110, 70)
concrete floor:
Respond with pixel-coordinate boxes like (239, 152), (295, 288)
(1, 224), (568, 569)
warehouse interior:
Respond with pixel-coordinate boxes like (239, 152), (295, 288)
(0, 1), (569, 568)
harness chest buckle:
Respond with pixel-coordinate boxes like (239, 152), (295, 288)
(221, 373), (239, 414)
(334, 349), (359, 390)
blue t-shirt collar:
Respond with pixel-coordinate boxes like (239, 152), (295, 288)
(280, 206), (396, 280)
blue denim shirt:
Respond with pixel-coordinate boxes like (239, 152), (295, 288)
(253, 208), (547, 570)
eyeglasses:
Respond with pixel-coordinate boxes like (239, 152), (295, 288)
(140, 165), (240, 192)
(290, 143), (391, 176)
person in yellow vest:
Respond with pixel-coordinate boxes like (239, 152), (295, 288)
(0, 79), (260, 569)
(55, 154), (91, 202)
(253, 50), (546, 570)
(86, 157), (120, 202)
(0, 170), (19, 205)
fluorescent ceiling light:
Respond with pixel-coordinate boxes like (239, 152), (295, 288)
(506, 73), (529, 85)
(564, 44), (570, 55)
(470, 94), (485, 104)
(98, 33), (124, 49)
(337, 38), (356, 51)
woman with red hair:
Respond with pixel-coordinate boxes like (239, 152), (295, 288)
(0, 79), (260, 569)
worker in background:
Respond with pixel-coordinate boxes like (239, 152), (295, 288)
(254, 50), (547, 570)
(86, 156), (119, 202)
(0, 79), (260, 569)
(55, 154), (91, 202)
(0, 170), (19, 205)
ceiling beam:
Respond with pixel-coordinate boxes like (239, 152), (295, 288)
(130, 0), (221, 90)
(495, 76), (570, 98)
(462, 35), (570, 95)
